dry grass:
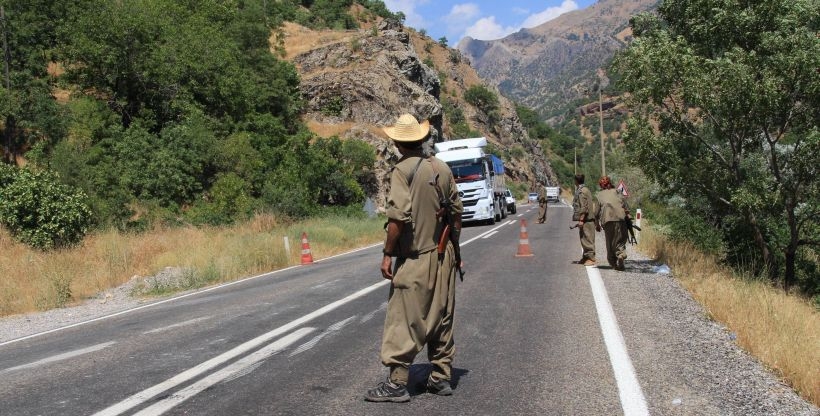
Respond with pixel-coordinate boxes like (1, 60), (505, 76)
(637, 224), (820, 406)
(0, 213), (385, 317)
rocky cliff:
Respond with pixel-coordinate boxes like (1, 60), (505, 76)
(457, 0), (658, 120)
(279, 13), (556, 209)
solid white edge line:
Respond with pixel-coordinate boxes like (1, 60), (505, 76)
(586, 266), (650, 416)
(1, 341), (117, 373)
(92, 281), (389, 416)
(0, 244), (383, 348)
(133, 328), (315, 416)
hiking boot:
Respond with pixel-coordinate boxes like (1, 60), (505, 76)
(615, 258), (625, 271)
(426, 378), (453, 396)
(364, 380), (410, 403)
(583, 258), (597, 266)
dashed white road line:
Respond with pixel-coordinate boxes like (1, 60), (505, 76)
(143, 316), (212, 335)
(585, 265), (650, 416)
(290, 316), (355, 357)
(93, 282), (388, 416)
(1, 341), (116, 374)
(482, 231), (499, 238)
(133, 328), (314, 416)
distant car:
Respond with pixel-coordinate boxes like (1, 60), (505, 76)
(504, 189), (516, 214)
(528, 192), (538, 203)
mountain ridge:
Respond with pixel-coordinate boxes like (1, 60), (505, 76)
(457, 0), (658, 120)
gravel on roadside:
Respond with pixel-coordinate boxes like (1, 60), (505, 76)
(0, 267), (191, 344)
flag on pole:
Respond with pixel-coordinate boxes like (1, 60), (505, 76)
(617, 179), (629, 197)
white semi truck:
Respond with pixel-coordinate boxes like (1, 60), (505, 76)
(434, 137), (506, 225)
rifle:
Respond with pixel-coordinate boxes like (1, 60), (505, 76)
(625, 216), (641, 245)
(429, 166), (465, 281)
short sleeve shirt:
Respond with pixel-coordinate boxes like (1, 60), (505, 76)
(385, 149), (462, 257)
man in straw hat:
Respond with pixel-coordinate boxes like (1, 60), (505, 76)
(365, 113), (463, 402)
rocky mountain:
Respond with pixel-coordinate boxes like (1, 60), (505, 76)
(457, 0), (658, 120)
(278, 8), (557, 207)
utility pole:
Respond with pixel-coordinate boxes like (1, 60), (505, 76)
(1, 6), (10, 164)
(599, 86), (605, 176)
(596, 68), (609, 178)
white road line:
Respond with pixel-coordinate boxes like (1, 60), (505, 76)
(143, 316), (212, 335)
(310, 278), (341, 290)
(133, 328), (314, 416)
(586, 266), (650, 416)
(1, 341), (116, 374)
(290, 316), (356, 357)
(481, 231), (498, 239)
(92, 282), (388, 416)
(360, 302), (387, 323)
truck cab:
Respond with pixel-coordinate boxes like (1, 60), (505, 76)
(435, 138), (506, 225)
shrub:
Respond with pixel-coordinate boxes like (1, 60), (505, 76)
(0, 166), (93, 249)
(464, 85), (499, 114)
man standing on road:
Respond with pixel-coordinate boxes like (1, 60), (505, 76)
(595, 176), (630, 271)
(572, 174), (597, 266)
(536, 183), (547, 224)
(365, 113), (463, 403)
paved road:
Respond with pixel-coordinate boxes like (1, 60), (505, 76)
(1, 203), (816, 415)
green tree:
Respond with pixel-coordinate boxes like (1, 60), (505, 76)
(0, 0), (77, 162)
(0, 165), (92, 249)
(614, 0), (820, 290)
(464, 85), (499, 115)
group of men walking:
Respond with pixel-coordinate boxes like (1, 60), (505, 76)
(365, 113), (633, 403)
(571, 173), (632, 270)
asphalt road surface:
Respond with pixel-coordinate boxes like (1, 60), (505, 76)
(1, 203), (816, 416)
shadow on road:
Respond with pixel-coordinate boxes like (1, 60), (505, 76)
(407, 364), (469, 396)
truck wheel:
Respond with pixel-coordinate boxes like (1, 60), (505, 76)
(511, 205), (516, 214)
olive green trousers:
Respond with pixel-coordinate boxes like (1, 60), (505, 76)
(537, 202), (547, 223)
(579, 220), (596, 261)
(381, 245), (457, 385)
(603, 221), (628, 266)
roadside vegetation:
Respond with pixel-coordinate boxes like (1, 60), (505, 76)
(0, 1), (393, 247)
(0, 212), (385, 316)
(638, 222), (819, 406)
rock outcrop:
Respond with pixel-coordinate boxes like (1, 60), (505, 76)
(280, 17), (557, 209)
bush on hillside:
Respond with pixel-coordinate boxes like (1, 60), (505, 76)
(0, 165), (93, 250)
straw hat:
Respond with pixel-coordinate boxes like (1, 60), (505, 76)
(382, 113), (430, 142)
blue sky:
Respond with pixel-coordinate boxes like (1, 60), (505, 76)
(382, 0), (598, 45)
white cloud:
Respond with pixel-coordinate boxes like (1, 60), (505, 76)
(440, 3), (481, 40)
(383, 0), (430, 30)
(464, 16), (518, 41)
(512, 7), (530, 15)
(521, 0), (579, 29)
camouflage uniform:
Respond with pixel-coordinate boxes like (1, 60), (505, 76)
(596, 188), (629, 269)
(572, 184), (596, 262)
(381, 148), (463, 386)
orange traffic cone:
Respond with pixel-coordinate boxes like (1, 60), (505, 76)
(515, 219), (534, 257)
(300, 232), (314, 265)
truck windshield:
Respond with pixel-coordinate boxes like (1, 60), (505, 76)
(448, 162), (484, 183)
